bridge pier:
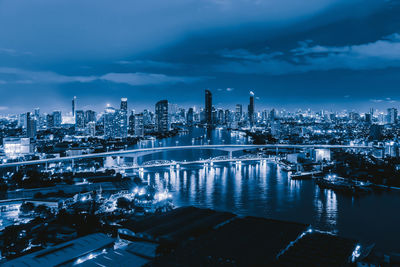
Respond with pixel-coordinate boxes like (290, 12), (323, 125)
(228, 151), (233, 159)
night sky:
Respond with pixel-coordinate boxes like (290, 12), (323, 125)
(0, 0), (400, 113)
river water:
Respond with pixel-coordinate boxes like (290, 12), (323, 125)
(134, 127), (400, 253)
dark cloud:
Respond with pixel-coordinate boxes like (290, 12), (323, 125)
(0, 0), (397, 113)
(214, 33), (400, 74)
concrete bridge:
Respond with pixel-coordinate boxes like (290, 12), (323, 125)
(0, 144), (375, 168)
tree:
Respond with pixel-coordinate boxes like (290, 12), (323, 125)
(116, 197), (131, 210)
(34, 204), (52, 218)
(20, 202), (35, 214)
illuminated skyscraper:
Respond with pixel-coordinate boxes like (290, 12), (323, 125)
(387, 108), (398, 124)
(85, 110), (96, 124)
(75, 110), (85, 129)
(103, 107), (116, 139)
(134, 113), (144, 136)
(129, 111), (135, 135)
(53, 111), (62, 127)
(248, 91), (255, 126)
(235, 104), (242, 122)
(187, 108), (194, 125)
(156, 100), (169, 133)
(103, 107), (127, 138)
(26, 112), (37, 139)
(120, 97), (128, 111)
(72, 96), (76, 117)
(205, 89), (212, 125)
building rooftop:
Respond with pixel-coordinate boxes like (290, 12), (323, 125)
(78, 248), (149, 267)
(3, 233), (114, 267)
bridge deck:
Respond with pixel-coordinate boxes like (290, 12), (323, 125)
(0, 144), (374, 168)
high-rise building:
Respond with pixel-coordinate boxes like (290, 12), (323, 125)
(26, 112), (37, 139)
(53, 111), (62, 127)
(224, 109), (231, 125)
(75, 110), (85, 129)
(120, 98), (128, 111)
(370, 124), (384, 141)
(269, 109), (276, 121)
(134, 113), (144, 136)
(103, 107), (116, 139)
(248, 91), (255, 126)
(217, 109), (224, 124)
(187, 108), (194, 125)
(103, 107), (127, 138)
(387, 108), (398, 124)
(34, 108), (40, 120)
(86, 121), (96, 136)
(365, 113), (372, 124)
(129, 111), (135, 135)
(235, 104), (242, 122)
(205, 90), (212, 125)
(155, 100), (169, 133)
(115, 109), (128, 138)
(72, 96), (77, 117)
(85, 110), (96, 124)
(46, 114), (54, 128)
(19, 113), (27, 128)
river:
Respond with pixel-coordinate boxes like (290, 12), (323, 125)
(133, 127), (400, 253)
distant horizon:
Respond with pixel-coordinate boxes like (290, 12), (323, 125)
(0, 93), (398, 116)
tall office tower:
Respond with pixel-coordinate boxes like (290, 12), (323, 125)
(103, 107), (116, 139)
(26, 112), (37, 139)
(248, 91), (255, 126)
(224, 109), (231, 124)
(365, 113), (372, 124)
(387, 108), (398, 124)
(116, 109), (128, 138)
(187, 108), (194, 125)
(142, 109), (152, 125)
(155, 100), (169, 133)
(72, 96), (77, 117)
(212, 107), (217, 125)
(34, 108), (40, 120)
(85, 110), (96, 124)
(269, 109), (276, 121)
(46, 114), (54, 128)
(53, 111), (62, 127)
(19, 113), (27, 128)
(217, 109), (224, 124)
(75, 110), (85, 129)
(128, 111), (135, 135)
(235, 104), (242, 121)
(134, 113), (144, 136)
(87, 121), (96, 137)
(103, 107), (128, 139)
(120, 97), (128, 111)
(205, 89), (212, 125)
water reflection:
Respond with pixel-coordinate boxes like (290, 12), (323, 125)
(132, 129), (400, 252)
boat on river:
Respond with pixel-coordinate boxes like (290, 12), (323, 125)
(316, 175), (372, 195)
(290, 171), (323, 180)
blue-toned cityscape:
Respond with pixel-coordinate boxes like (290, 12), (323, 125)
(2, 0), (400, 266)
(0, 92), (399, 266)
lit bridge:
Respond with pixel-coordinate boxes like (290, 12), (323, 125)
(0, 144), (376, 168)
(123, 157), (274, 170)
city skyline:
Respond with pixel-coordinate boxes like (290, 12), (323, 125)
(1, 93), (400, 117)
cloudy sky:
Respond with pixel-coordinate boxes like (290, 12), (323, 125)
(0, 0), (399, 113)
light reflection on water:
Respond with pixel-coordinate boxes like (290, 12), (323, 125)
(142, 161), (400, 252)
(127, 128), (400, 252)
